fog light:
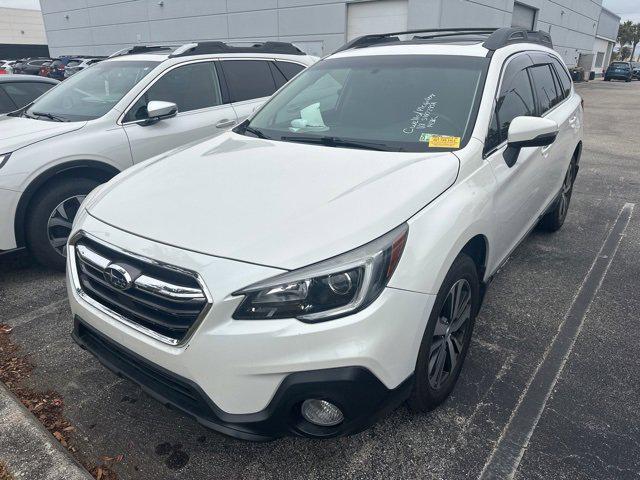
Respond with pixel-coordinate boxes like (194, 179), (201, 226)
(301, 399), (344, 427)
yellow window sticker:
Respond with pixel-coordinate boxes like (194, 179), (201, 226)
(428, 135), (461, 149)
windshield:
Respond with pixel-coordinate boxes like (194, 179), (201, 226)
(243, 55), (488, 152)
(23, 60), (159, 121)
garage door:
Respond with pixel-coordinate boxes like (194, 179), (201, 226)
(347, 0), (408, 41)
(511, 2), (537, 30)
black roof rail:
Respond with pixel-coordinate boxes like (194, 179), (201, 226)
(482, 28), (553, 50)
(169, 41), (305, 58)
(334, 28), (497, 53)
(334, 27), (553, 53)
(108, 45), (176, 58)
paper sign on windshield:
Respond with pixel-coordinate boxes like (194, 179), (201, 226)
(428, 135), (461, 149)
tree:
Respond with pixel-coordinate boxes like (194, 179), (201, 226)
(620, 46), (631, 61)
(617, 21), (640, 61)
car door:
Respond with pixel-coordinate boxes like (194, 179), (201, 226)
(546, 55), (581, 199)
(219, 59), (285, 122)
(121, 60), (237, 164)
(527, 58), (572, 210)
(485, 53), (545, 266)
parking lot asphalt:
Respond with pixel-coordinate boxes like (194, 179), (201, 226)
(1, 78), (639, 480)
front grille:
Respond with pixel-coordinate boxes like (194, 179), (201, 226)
(72, 236), (209, 344)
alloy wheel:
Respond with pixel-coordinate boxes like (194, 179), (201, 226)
(47, 195), (86, 257)
(428, 279), (472, 390)
(558, 163), (574, 220)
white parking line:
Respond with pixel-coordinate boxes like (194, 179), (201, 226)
(478, 202), (635, 480)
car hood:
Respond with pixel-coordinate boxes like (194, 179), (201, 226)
(88, 133), (459, 270)
(0, 115), (85, 152)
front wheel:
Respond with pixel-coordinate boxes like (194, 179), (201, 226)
(25, 177), (100, 270)
(408, 253), (479, 411)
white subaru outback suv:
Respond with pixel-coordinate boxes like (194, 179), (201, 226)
(67, 28), (583, 441)
(0, 42), (315, 269)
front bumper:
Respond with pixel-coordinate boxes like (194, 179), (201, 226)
(67, 214), (435, 440)
(73, 317), (413, 441)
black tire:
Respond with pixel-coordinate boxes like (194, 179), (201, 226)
(25, 177), (100, 270)
(625, 78), (632, 82)
(538, 157), (577, 232)
(408, 253), (479, 412)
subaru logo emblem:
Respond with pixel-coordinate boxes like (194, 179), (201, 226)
(104, 263), (133, 290)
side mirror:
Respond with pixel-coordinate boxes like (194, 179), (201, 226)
(507, 116), (559, 149)
(144, 100), (177, 125)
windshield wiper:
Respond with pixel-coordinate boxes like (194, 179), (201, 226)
(244, 125), (270, 139)
(31, 111), (68, 122)
(280, 135), (389, 151)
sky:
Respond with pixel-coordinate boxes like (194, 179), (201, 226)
(0, 0), (638, 23)
(603, 0), (640, 23)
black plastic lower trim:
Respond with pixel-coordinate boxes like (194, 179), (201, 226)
(72, 317), (414, 441)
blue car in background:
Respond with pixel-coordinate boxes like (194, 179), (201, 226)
(604, 61), (633, 82)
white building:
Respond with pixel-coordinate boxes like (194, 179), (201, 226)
(591, 7), (621, 76)
(0, 6), (48, 58)
(39, 0), (618, 69)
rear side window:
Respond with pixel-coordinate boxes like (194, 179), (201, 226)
(486, 59), (536, 151)
(550, 57), (571, 98)
(0, 87), (17, 113)
(269, 62), (305, 89)
(2, 82), (54, 108)
(275, 61), (305, 80)
(221, 60), (277, 102)
(529, 64), (560, 114)
(124, 61), (222, 122)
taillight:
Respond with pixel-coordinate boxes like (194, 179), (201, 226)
(0, 69), (6, 75)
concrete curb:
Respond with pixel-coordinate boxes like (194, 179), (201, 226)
(0, 382), (93, 480)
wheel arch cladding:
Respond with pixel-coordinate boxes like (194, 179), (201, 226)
(14, 160), (120, 247)
(573, 141), (582, 166)
(461, 234), (488, 279)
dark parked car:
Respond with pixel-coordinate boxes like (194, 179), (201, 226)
(13, 58), (53, 75)
(47, 57), (80, 80)
(0, 75), (58, 114)
(63, 57), (104, 78)
(632, 62), (640, 80)
(604, 61), (633, 82)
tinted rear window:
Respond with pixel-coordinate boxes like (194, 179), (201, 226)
(529, 64), (560, 114)
(2, 82), (54, 108)
(221, 60), (277, 103)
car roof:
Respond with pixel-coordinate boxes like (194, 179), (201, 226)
(104, 51), (313, 64)
(330, 27), (555, 60)
(0, 74), (59, 84)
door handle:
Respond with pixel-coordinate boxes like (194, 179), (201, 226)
(216, 119), (236, 129)
(541, 144), (552, 155)
(568, 116), (578, 127)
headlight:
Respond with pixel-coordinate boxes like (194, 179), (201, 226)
(233, 223), (408, 322)
(0, 153), (12, 169)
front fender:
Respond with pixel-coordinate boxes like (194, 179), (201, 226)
(388, 161), (496, 295)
